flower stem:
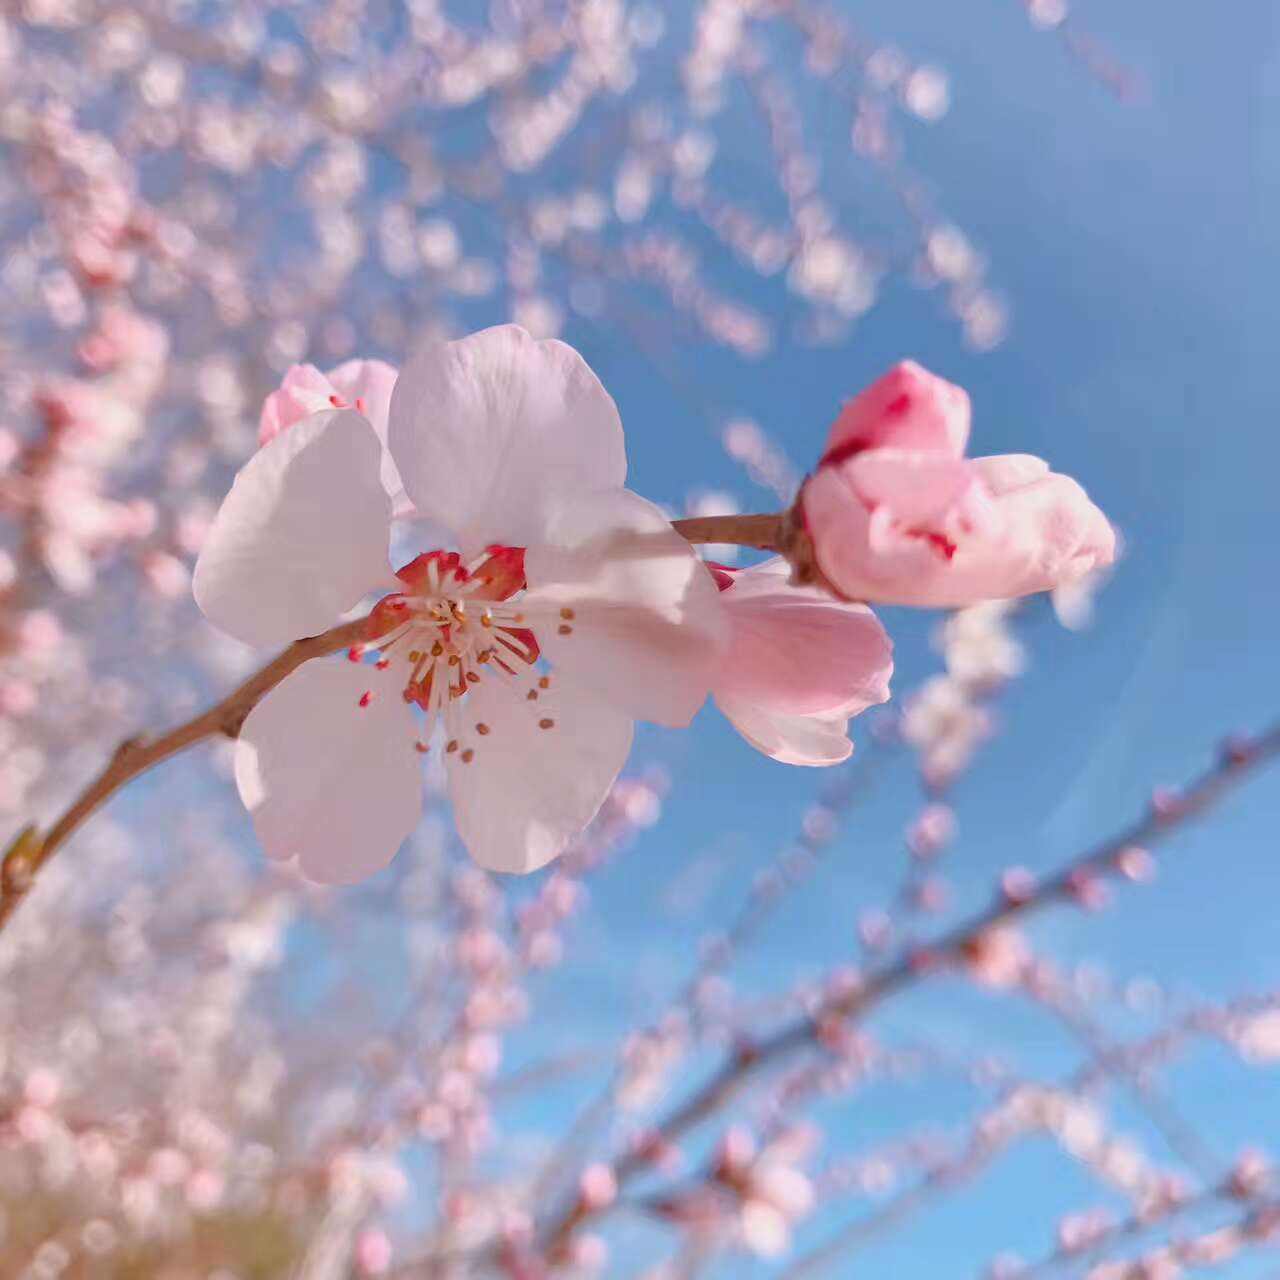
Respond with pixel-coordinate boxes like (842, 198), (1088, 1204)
(670, 512), (784, 551)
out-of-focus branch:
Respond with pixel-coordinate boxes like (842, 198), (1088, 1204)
(534, 721), (1280, 1259)
(778, 999), (1280, 1279)
(0, 616), (370, 934)
(1016, 1181), (1274, 1279)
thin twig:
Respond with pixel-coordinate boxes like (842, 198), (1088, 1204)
(670, 512), (784, 551)
(533, 721), (1280, 1257)
(0, 616), (370, 933)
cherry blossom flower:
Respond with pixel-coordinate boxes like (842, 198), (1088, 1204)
(719, 1125), (817, 1258)
(257, 359), (405, 512)
(708, 558), (893, 765)
(800, 361), (1116, 607)
(194, 325), (726, 881)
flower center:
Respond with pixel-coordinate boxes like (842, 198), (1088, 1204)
(351, 546), (572, 761)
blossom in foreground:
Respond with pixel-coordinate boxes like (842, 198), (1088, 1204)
(194, 325), (725, 881)
(800, 361), (1116, 606)
(708, 558), (892, 765)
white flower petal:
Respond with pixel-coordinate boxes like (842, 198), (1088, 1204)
(446, 673), (633, 874)
(715, 695), (855, 767)
(195, 410), (393, 648)
(327, 358), (409, 512)
(523, 488), (727, 727)
(388, 325), (626, 552)
(235, 659), (422, 884)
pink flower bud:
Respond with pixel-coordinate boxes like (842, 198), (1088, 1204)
(800, 362), (1114, 607)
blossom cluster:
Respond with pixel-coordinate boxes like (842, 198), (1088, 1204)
(193, 328), (1112, 882)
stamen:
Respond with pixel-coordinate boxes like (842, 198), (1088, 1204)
(358, 691), (373, 708)
(372, 544), (569, 752)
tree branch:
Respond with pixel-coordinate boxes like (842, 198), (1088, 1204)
(0, 616), (370, 933)
(533, 721), (1280, 1257)
(0, 511), (794, 937)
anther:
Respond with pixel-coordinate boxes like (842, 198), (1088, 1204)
(465, 672), (480, 684)
(560, 607), (575, 620)
(347, 647), (363, 662)
(539, 718), (555, 730)
(414, 741), (430, 754)
(461, 748), (475, 763)
(558, 624), (573, 635)
(358, 691), (372, 708)
(431, 642), (444, 657)
(538, 677), (551, 690)
(375, 659), (390, 670)
(527, 690), (538, 700)
(476, 723), (490, 735)
(446, 739), (459, 754)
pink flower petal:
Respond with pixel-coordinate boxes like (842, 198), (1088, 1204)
(259, 359), (407, 512)
(446, 671), (633, 874)
(388, 325), (626, 555)
(235, 659), (422, 884)
(714, 559), (893, 717)
(194, 409), (394, 648)
(845, 449), (977, 525)
(822, 360), (970, 463)
(524, 488), (727, 728)
(715, 697), (858, 767)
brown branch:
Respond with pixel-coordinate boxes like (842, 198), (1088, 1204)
(670, 512), (785, 551)
(0, 616), (370, 933)
(533, 721), (1280, 1258)
(0, 511), (795, 938)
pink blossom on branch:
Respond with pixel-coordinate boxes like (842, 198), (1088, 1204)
(709, 557), (893, 766)
(194, 325), (726, 881)
(800, 361), (1116, 607)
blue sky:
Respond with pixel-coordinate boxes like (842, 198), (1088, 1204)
(476, 2), (1280, 1274)
(107, 1), (1279, 1272)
